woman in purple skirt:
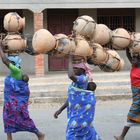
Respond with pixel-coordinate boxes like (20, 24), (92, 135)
(0, 43), (45, 140)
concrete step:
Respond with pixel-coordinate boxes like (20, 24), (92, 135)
(0, 83), (131, 99)
(0, 71), (131, 99)
(0, 71), (130, 81)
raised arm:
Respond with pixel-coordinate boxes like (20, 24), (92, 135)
(0, 41), (10, 67)
(126, 48), (132, 64)
(25, 36), (36, 55)
(68, 55), (77, 82)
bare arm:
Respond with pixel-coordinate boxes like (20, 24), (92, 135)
(58, 99), (68, 112)
(25, 36), (36, 55)
(68, 55), (77, 82)
(126, 48), (132, 64)
(0, 42), (10, 67)
(54, 99), (68, 119)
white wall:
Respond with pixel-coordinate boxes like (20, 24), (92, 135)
(23, 9), (34, 35)
(1, 0), (140, 12)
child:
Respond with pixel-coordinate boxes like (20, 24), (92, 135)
(54, 81), (97, 119)
(22, 74), (29, 83)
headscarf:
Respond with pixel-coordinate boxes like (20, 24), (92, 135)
(73, 62), (93, 82)
(8, 55), (22, 68)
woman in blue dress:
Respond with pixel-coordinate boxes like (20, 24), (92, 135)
(54, 55), (101, 140)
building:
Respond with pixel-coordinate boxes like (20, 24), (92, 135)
(0, 0), (140, 75)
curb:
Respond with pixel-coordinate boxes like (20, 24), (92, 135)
(30, 94), (132, 103)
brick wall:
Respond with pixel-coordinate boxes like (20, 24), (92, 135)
(33, 12), (45, 76)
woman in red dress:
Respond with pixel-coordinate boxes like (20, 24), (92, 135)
(115, 48), (140, 140)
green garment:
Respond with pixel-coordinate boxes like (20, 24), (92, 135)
(9, 63), (23, 80)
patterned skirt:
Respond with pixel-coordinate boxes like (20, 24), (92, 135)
(66, 85), (101, 140)
(3, 76), (39, 134)
(127, 85), (140, 123)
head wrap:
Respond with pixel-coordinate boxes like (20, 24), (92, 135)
(73, 62), (93, 82)
(8, 55), (22, 68)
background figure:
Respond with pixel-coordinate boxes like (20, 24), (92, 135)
(0, 43), (45, 140)
(114, 48), (140, 140)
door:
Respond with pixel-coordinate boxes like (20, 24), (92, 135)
(47, 9), (78, 71)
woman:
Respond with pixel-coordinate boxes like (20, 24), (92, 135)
(0, 43), (45, 140)
(54, 81), (97, 119)
(114, 48), (140, 140)
(66, 55), (101, 140)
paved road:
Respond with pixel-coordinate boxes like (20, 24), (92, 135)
(0, 100), (140, 140)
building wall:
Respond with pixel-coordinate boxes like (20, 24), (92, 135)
(20, 53), (35, 74)
(23, 9), (34, 35)
(0, 8), (136, 75)
(1, 0), (140, 12)
(43, 10), (49, 73)
(136, 8), (140, 32)
(79, 9), (97, 22)
(0, 53), (35, 75)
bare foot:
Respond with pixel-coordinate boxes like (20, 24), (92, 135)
(38, 133), (45, 140)
(114, 136), (124, 140)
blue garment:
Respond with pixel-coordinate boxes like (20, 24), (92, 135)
(8, 55), (22, 68)
(66, 85), (101, 140)
(71, 74), (88, 90)
(3, 76), (39, 134)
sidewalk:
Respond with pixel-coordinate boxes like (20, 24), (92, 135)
(0, 71), (132, 104)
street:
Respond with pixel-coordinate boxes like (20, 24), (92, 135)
(0, 99), (140, 140)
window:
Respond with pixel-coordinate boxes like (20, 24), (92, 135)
(97, 9), (135, 49)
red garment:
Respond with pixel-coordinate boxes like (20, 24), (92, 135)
(130, 65), (140, 86)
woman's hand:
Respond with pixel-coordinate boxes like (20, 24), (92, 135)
(54, 109), (62, 119)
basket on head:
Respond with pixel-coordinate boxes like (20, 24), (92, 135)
(130, 32), (140, 54)
(32, 29), (56, 54)
(73, 15), (96, 39)
(111, 28), (131, 50)
(53, 33), (76, 57)
(99, 50), (124, 72)
(89, 43), (109, 65)
(92, 24), (112, 45)
(72, 35), (93, 57)
(4, 12), (25, 32)
(2, 33), (27, 54)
